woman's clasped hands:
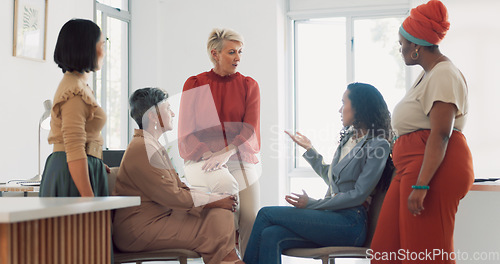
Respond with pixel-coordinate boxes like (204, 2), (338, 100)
(201, 145), (237, 172)
(205, 193), (238, 212)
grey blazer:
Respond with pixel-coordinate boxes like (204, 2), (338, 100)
(303, 133), (390, 211)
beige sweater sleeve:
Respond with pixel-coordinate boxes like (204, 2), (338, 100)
(60, 96), (91, 162)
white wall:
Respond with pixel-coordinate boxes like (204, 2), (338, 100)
(436, 0), (500, 178)
(455, 189), (500, 264)
(0, 0), (93, 183)
(130, 0), (162, 90)
(289, 0), (409, 11)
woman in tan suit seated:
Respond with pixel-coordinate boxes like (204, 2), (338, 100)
(112, 87), (244, 264)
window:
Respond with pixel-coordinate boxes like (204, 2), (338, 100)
(353, 17), (407, 108)
(288, 11), (407, 198)
(95, 1), (130, 150)
(97, 0), (128, 11)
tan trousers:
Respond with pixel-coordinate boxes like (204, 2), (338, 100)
(184, 159), (260, 256)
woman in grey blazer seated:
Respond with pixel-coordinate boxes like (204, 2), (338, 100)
(243, 82), (392, 264)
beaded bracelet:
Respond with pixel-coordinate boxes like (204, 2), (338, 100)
(412, 185), (430, 190)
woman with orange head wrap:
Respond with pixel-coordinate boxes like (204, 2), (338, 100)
(370, 1), (474, 263)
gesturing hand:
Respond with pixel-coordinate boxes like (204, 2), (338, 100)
(285, 131), (312, 151)
(408, 189), (427, 216)
(285, 189), (309, 208)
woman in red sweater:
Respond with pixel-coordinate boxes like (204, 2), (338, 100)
(178, 28), (261, 257)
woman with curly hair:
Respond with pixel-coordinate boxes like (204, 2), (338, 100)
(243, 82), (392, 264)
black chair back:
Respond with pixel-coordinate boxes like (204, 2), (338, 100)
(103, 150), (125, 167)
(363, 189), (388, 247)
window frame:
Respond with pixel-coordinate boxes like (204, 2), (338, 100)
(285, 6), (410, 196)
(94, 1), (131, 150)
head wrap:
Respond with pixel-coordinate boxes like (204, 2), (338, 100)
(400, 0), (450, 46)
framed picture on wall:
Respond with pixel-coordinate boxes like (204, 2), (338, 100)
(13, 0), (48, 61)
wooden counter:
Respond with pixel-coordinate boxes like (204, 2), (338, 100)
(0, 197), (140, 264)
(0, 185), (35, 197)
(470, 181), (500, 192)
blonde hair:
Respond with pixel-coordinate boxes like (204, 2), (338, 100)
(207, 28), (244, 65)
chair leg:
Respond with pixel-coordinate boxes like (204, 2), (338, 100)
(321, 256), (329, 264)
(179, 256), (188, 264)
(329, 258), (336, 264)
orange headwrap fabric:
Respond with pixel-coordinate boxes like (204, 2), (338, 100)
(402, 0), (450, 45)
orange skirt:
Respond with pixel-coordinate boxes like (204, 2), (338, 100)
(371, 129), (474, 264)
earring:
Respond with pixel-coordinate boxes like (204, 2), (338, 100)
(411, 49), (419, 60)
(154, 122), (158, 130)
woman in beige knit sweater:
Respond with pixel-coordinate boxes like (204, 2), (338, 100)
(39, 19), (108, 197)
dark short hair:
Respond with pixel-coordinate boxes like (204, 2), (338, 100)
(129, 88), (169, 129)
(54, 19), (102, 73)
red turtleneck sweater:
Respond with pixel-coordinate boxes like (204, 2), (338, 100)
(178, 69), (261, 164)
